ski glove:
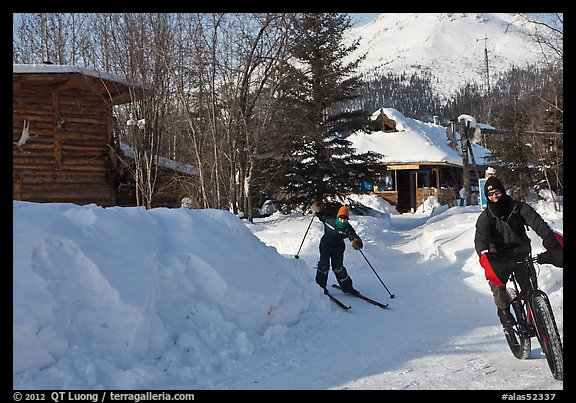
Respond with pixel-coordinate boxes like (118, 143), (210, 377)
(311, 201), (323, 213)
(351, 239), (363, 250)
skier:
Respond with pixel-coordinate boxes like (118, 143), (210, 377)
(311, 201), (363, 294)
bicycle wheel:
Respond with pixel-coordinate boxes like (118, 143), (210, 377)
(504, 288), (531, 359)
(531, 290), (563, 381)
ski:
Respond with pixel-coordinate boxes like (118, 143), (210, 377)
(331, 284), (389, 309)
(323, 288), (351, 310)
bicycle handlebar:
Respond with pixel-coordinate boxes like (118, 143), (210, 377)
(515, 254), (540, 265)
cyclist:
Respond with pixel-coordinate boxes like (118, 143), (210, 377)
(474, 176), (563, 327)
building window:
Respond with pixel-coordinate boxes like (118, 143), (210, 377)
(374, 171), (394, 191)
(417, 169), (431, 188)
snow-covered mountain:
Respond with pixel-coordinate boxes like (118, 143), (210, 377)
(347, 13), (553, 99)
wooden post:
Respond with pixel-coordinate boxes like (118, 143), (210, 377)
(459, 118), (472, 205)
(414, 170), (418, 212)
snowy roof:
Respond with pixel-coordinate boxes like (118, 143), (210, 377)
(13, 64), (128, 86)
(120, 143), (197, 177)
(348, 107), (491, 166)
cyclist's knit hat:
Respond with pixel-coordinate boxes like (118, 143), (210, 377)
(484, 176), (505, 197)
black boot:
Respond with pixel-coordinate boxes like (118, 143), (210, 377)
(497, 307), (516, 327)
(315, 269), (328, 289)
(338, 276), (359, 295)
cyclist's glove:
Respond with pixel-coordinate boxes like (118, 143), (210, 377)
(537, 251), (553, 265)
(537, 250), (563, 267)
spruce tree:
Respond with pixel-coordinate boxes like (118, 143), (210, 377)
(262, 13), (380, 210)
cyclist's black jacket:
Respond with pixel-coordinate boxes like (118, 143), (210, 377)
(474, 198), (558, 258)
(315, 210), (361, 246)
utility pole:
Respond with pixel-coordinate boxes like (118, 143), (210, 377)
(478, 37), (492, 122)
(482, 37), (491, 95)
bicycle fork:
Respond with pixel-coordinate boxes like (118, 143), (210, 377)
(510, 273), (535, 338)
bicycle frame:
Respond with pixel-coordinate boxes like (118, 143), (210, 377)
(509, 256), (538, 335)
(509, 256), (538, 295)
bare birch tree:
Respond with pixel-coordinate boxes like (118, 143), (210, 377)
(103, 13), (176, 209)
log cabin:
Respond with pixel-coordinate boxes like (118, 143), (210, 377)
(13, 64), (134, 207)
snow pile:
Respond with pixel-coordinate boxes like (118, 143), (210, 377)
(13, 201), (316, 389)
(13, 195), (563, 390)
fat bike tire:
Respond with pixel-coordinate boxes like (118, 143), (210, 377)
(505, 288), (531, 360)
(531, 290), (563, 381)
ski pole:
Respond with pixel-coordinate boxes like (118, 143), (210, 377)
(295, 213), (315, 259)
(359, 249), (395, 298)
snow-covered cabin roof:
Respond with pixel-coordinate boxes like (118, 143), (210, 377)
(348, 107), (491, 167)
(13, 64), (142, 105)
(120, 144), (197, 177)
(13, 64), (128, 86)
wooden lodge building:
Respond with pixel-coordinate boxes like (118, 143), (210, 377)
(350, 108), (490, 213)
(13, 64), (193, 208)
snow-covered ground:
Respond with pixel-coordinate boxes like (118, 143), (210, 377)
(13, 194), (563, 390)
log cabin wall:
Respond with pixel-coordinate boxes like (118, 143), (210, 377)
(13, 70), (131, 207)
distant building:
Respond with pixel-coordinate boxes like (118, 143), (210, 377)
(348, 108), (491, 213)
